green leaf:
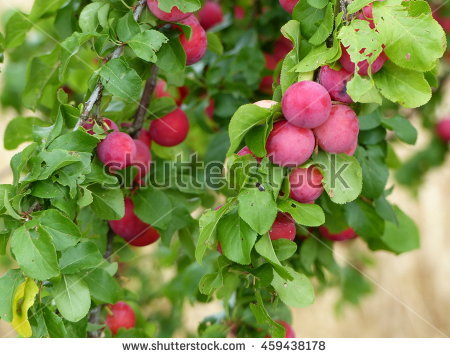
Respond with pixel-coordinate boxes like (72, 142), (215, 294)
(133, 187), (173, 230)
(255, 234), (293, 280)
(381, 115), (417, 145)
(227, 104), (271, 156)
(307, 0), (329, 9)
(347, 0), (374, 14)
(300, 238), (318, 273)
(39, 209), (82, 251)
(156, 38), (186, 72)
(345, 199), (385, 239)
(23, 48), (61, 110)
(278, 199), (325, 227)
(355, 145), (389, 199)
(4, 12), (32, 49)
(217, 212), (257, 265)
(10, 227), (60, 281)
(293, 1), (329, 40)
(83, 268), (120, 304)
(60, 32), (98, 82)
(157, 0), (201, 13)
(30, 0), (67, 20)
(313, 152), (363, 204)
(89, 185), (125, 220)
(195, 203), (232, 263)
(374, 62), (431, 108)
(272, 239), (297, 261)
(52, 275), (91, 322)
(43, 307), (67, 338)
(293, 42), (339, 73)
(249, 291), (286, 338)
(338, 19), (383, 66)
(238, 188), (277, 235)
(99, 58), (142, 103)
(280, 20), (301, 50)
(271, 267), (315, 308)
(0, 270), (24, 322)
(373, 2), (446, 72)
(129, 30), (168, 62)
(207, 32), (223, 55)
(79, 2), (104, 32)
(308, 3), (334, 46)
(346, 75), (382, 105)
(380, 206), (420, 254)
(4, 117), (49, 150)
(116, 12), (141, 42)
(59, 242), (103, 274)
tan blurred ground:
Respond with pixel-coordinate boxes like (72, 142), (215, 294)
(1, 0), (449, 338)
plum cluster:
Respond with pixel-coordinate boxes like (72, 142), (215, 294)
(237, 75), (362, 242)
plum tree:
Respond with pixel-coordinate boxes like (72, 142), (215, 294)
(109, 197), (160, 246)
(282, 81), (332, 128)
(279, 0), (299, 13)
(340, 45), (388, 76)
(106, 302), (136, 335)
(269, 213), (296, 240)
(132, 139), (152, 183)
(83, 118), (119, 135)
(149, 107), (189, 147)
(289, 166), (324, 203)
(97, 132), (137, 170)
(314, 104), (359, 153)
(147, 0), (190, 22)
(319, 226), (357, 241)
(266, 120), (315, 167)
(436, 119), (450, 141)
(318, 66), (353, 104)
(198, 1), (224, 30)
(177, 15), (208, 65)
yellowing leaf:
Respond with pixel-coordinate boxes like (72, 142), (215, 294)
(11, 278), (39, 338)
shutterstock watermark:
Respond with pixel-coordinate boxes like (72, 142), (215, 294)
(100, 153), (354, 192)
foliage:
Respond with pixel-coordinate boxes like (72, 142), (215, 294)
(0, 0), (447, 338)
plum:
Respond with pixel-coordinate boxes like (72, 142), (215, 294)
(266, 120), (315, 167)
(289, 166), (324, 203)
(149, 108), (189, 147)
(109, 197), (160, 247)
(282, 81), (332, 128)
(314, 104), (359, 154)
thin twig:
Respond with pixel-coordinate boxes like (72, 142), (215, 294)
(73, 0), (148, 131)
(340, 0), (349, 24)
(129, 64), (159, 138)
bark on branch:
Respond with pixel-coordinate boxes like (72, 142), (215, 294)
(129, 64), (159, 138)
(74, 0), (148, 131)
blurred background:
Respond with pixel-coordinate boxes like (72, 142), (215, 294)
(1, 0), (449, 338)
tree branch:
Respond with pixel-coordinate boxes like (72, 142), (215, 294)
(74, 0), (148, 131)
(129, 64), (159, 138)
